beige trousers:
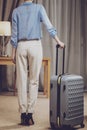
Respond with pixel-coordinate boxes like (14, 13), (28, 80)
(16, 40), (43, 113)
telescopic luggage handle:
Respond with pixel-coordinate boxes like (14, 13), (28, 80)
(55, 44), (65, 75)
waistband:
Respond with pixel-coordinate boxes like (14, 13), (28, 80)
(18, 39), (39, 42)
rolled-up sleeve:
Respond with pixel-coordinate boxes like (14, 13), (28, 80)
(11, 9), (18, 48)
(39, 5), (57, 37)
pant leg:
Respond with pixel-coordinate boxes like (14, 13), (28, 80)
(27, 40), (43, 113)
(16, 42), (28, 113)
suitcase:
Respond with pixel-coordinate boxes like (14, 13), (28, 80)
(50, 45), (85, 129)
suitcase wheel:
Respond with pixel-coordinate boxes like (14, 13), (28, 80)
(50, 123), (55, 129)
(81, 123), (85, 128)
(50, 122), (58, 129)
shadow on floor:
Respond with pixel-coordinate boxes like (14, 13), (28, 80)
(48, 116), (87, 130)
(48, 125), (85, 130)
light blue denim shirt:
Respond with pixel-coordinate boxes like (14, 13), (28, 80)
(11, 1), (57, 48)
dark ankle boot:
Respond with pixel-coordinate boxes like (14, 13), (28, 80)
(26, 113), (34, 126)
(21, 113), (27, 125)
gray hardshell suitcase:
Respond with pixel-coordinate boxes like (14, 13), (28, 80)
(50, 45), (84, 129)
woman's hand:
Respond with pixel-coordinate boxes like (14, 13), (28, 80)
(57, 41), (65, 48)
(54, 35), (65, 48)
(12, 47), (16, 64)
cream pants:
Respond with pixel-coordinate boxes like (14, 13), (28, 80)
(16, 40), (43, 113)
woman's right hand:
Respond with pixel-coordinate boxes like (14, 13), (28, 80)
(12, 47), (16, 64)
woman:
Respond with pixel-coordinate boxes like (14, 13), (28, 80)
(11, 0), (64, 126)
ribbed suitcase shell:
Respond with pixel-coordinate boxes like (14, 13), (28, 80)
(50, 74), (84, 128)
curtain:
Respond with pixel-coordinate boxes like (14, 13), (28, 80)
(0, 0), (87, 91)
(80, 0), (87, 90)
(36, 0), (87, 89)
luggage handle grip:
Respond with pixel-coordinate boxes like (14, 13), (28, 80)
(56, 44), (60, 48)
(55, 44), (65, 75)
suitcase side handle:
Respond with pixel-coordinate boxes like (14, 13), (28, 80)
(55, 44), (65, 75)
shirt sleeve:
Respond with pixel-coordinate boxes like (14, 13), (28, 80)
(39, 5), (57, 37)
(11, 9), (18, 48)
